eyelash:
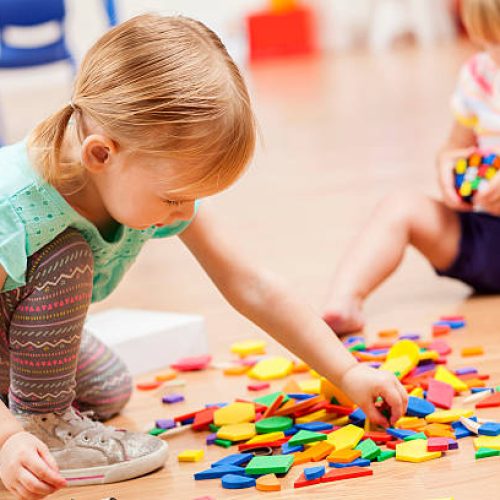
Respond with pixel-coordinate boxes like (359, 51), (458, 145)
(164, 200), (182, 207)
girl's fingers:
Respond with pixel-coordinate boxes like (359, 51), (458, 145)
(18, 466), (56, 496)
(397, 383), (409, 411)
(364, 403), (388, 428)
(34, 447), (66, 487)
(13, 483), (42, 500)
(379, 386), (404, 425)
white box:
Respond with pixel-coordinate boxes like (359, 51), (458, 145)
(84, 308), (208, 375)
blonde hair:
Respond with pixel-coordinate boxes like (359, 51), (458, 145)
(29, 14), (256, 196)
(461, 0), (500, 43)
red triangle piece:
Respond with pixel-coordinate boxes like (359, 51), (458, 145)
(320, 466), (373, 483)
(294, 472), (321, 489)
(476, 392), (500, 409)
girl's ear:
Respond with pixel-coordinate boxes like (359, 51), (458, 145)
(80, 134), (118, 173)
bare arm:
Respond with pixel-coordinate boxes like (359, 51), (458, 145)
(180, 206), (359, 384)
(179, 206), (408, 428)
(439, 120), (477, 156)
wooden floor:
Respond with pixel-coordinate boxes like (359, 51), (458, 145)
(5, 40), (500, 499)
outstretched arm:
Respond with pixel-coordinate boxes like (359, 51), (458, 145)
(179, 205), (407, 425)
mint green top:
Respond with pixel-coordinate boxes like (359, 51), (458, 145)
(0, 141), (197, 302)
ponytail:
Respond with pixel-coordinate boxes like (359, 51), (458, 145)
(28, 103), (86, 194)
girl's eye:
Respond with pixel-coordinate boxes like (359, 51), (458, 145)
(164, 199), (182, 207)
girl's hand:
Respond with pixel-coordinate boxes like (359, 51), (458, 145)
(339, 364), (408, 427)
(0, 431), (66, 499)
(474, 170), (500, 215)
(436, 147), (475, 212)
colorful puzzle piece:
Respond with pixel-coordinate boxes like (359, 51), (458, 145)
(231, 339), (266, 357)
(221, 474), (256, 489)
(303, 465), (325, 480)
(255, 416), (293, 434)
(171, 354), (212, 371)
(473, 435), (500, 450)
(434, 366), (468, 393)
(247, 356), (293, 380)
(326, 449), (362, 463)
(288, 429), (327, 446)
(326, 424), (364, 450)
(178, 449), (204, 462)
(216, 423), (256, 441)
(255, 473), (281, 491)
(245, 455), (294, 475)
(427, 379), (454, 410)
(320, 466), (373, 483)
(425, 409), (473, 424)
(213, 402), (255, 426)
(396, 439), (441, 463)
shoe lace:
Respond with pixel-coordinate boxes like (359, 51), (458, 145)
(60, 408), (121, 441)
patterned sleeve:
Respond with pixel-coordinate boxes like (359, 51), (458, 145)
(450, 53), (493, 128)
(0, 197), (27, 291)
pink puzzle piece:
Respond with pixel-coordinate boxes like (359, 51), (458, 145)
(171, 354), (212, 371)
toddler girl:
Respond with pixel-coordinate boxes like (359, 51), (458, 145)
(0, 14), (406, 499)
(323, 0), (500, 334)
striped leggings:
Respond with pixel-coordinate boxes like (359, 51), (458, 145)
(0, 229), (132, 420)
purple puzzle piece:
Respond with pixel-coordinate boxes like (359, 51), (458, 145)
(156, 418), (176, 429)
(162, 393), (185, 404)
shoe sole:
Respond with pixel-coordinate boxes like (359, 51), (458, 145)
(61, 440), (169, 486)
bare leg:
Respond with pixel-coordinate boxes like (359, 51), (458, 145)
(323, 191), (461, 334)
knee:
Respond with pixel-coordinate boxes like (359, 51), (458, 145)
(375, 190), (428, 228)
(77, 359), (133, 421)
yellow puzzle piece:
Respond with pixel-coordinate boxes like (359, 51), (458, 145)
(409, 387), (424, 398)
(380, 340), (420, 378)
(298, 378), (322, 394)
(396, 439), (441, 463)
(213, 402), (255, 426)
(473, 435), (500, 450)
(245, 431), (285, 445)
(425, 408), (473, 424)
(216, 423), (256, 442)
(434, 366), (468, 393)
(295, 409), (327, 424)
(230, 339), (266, 357)
(247, 356), (293, 380)
(320, 377), (354, 407)
(326, 424), (364, 450)
(178, 449), (204, 462)
(419, 350), (439, 362)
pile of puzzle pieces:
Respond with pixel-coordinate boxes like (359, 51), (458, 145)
(454, 150), (500, 203)
(144, 315), (500, 493)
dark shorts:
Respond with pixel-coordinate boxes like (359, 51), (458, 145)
(436, 211), (500, 294)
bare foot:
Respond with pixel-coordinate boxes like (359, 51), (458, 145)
(322, 295), (365, 336)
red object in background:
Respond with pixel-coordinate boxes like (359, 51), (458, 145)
(246, 5), (316, 62)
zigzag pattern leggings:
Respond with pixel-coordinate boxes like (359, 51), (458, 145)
(0, 229), (132, 420)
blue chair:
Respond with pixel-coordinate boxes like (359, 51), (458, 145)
(103, 0), (118, 27)
(0, 0), (75, 144)
(0, 0), (74, 69)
